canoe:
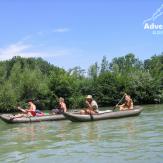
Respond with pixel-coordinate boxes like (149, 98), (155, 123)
(63, 106), (143, 122)
(0, 114), (66, 123)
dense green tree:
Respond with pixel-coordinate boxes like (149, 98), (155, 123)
(88, 62), (99, 79)
(100, 56), (109, 74)
(0, 54), (162, 112)
(0, 81), (18, 112)
(96, 72), (118, 106)
(110, 53), (143, 73)
(144, 54), (163, 79)
(68, 66), (85, 78)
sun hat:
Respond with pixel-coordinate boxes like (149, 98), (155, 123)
(86, 95), (93, 99)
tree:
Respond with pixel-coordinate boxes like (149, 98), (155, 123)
(127, 70), (161, 104)
(144, 54), (163, 79)
(88, 62), (99, 79)
(110, 53), (143, 74)
(0, 54), (162, 112)
(96, 72), (119, 106)
(100, 56), (109, 74)
(68, 66), (85, 78)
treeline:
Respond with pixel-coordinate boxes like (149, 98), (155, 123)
(0, 53), (162, 112)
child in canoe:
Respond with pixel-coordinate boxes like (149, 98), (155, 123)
(116, 94), (133, 111)
(51, 97), (67, 114)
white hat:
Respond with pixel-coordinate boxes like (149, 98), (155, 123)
(86, 95), (93, 99)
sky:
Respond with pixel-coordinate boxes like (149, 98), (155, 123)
(0, 0), (163, 70)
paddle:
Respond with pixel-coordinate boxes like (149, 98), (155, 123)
(113, 93), (126, 111)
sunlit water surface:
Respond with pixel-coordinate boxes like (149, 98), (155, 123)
(0, 105), (163, 163)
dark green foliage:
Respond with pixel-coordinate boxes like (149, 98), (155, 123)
(0, 81), (18, 112)
(0, 53), (162, 112)
(100, 56), (109, 74)
(88, 62), (99, 80)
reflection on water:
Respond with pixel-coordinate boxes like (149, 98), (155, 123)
(0, 104), (163, 163)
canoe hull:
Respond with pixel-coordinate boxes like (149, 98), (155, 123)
(64, 106), (143, 122)
(0, 114), (65, 123)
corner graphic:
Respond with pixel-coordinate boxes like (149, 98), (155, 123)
(143, 4), (163, 24)
(143, 4), (163, 35)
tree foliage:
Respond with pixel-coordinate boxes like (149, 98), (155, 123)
(0, 54), (162, 112)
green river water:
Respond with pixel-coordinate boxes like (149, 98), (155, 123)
(0, 104), (163, 163)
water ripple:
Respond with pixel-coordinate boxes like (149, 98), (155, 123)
(0, 105), (163, 163)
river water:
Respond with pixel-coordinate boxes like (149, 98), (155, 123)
(0, 104), (163, 163)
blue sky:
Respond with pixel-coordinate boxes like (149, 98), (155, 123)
(0, 0), (163, 70)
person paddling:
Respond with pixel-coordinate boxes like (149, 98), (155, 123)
(10, 99), (36, 119)
(116, 93), (133, 111)
(80, 95), (99, 115)
(51, 97), (67, 114)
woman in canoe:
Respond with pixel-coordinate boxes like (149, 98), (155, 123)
(10, 99), (37, 119)
(51, 97), (67, 114)
(80, 95), (99, 115)
(117, 94), (133, 111)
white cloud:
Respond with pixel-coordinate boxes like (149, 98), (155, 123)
(21, 28), (70, 39)
(0, 41), (71, 61)
(0, 42), (43, 60)
(53, 28), (70, 33)
(0, 26), (72, 61)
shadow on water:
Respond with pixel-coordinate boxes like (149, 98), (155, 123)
(0, 104), (163, 163)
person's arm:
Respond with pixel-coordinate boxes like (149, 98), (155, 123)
(120, 103), (125, 107)
(91, 101), (98, 110)
(116, 103), (125, 107)
(86, 101), (92, 108)
(129, 100), (134, 109)
(17, 106), (27, 113)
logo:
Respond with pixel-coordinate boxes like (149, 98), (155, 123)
(143, 4), (163, 35)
